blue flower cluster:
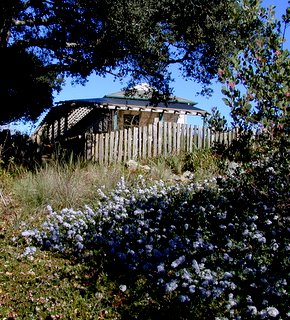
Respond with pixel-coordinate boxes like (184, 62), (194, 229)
(21, 162), (289, 318)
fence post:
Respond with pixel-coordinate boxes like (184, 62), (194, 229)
(84, 124), (240, 164)
(118, 130), (123, 163)
(163, 122), (168, 156)
(153, 124), (158, 157)
(127, 128), (132, 160)
(138, 126), (143, 160)
(148, 124), (152, 158)
(158, 122), (163, 156)
(142, 126), (147, 160)
(114, 131), (119, 164)
(133, 127), (138, 160)
(197, 126), (202, 149)
(124, 129), (128, 163)
(176, 123), (181, 154)
(104, 133), (109, 165)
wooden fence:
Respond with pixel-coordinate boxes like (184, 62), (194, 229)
(85, 122), (238, 164)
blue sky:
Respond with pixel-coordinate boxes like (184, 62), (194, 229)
(4, 0), (289, 133)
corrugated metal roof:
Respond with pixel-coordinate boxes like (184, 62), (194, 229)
(63, 97), (206, 114)
(105, 83), (196, 105)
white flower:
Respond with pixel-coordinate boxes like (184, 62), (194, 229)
(188, 285), (196, 293)
(248, 306), (258, 315)
(119, 284), (127, 292)
(75, 234), (83, 242)
(267, 307), (279, 317)
(22, 230), (36, 237)
(192, 259), (200, 275)
(178, 295), (190, 302)
(171, 256), (185, 268)
(23, 246), (37, 257)
(165, 280), (178, 292)
(157, 263), (165, 273)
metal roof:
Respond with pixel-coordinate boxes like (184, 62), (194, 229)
(105, 83), (197, 105)
(60, 96), (208, 115)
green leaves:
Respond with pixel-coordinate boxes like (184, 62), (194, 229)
(218, 2), (290, 161)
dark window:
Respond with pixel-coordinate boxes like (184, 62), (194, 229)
(124, 114), (139, 128)
(92, 111), (111, 133)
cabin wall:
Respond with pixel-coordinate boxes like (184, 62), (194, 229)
(117, 110), (180, 129)
(163, 113), (180, 123)
(34, 108), (185, 143)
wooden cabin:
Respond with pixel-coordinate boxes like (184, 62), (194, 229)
(32, 83), (209, 144)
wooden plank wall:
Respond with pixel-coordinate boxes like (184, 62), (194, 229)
(85, 122), (238, 164)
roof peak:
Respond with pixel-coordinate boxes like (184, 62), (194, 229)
(105, 83), (196, 105)
(132, 82), (151, 92)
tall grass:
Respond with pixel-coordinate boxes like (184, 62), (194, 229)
(1, 150), (223, 232)
(12, 161), (125, 213)
(182, 149), (222, 181)
(2, 150), (223, 218)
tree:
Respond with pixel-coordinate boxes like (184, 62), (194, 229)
(0, 0), (270, 124)
(0, 47), (62, 125)
(218, 3), (290, 160)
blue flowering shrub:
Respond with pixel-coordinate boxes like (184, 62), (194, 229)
(21, 155), (289, 319)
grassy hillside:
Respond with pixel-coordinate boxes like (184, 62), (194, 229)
(0, 148), (288, 319)
(0, 151), (225, 319)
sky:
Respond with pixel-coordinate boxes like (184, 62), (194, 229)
(4, 0), (290, 134)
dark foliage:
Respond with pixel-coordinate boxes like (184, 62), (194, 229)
(0, 47), (62, 125)
(0, 0), (269, 124)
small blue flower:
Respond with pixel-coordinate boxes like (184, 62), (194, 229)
(171, 256), (185, 268)
(165, 280), (178, 293)
(178, 295), (190, 302)
(23, 246), (37, 257)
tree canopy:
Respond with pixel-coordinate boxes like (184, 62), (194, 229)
(0, 0), (285, 124)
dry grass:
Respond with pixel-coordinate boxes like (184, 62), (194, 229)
(1, 151), (223, 224)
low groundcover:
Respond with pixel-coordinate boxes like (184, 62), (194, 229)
(20, 159), (289, 319)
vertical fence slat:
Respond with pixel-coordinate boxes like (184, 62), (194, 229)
(133, 127), (138, 160)
(167, 122), (172, 154)
(142, 126), (147, 160)
(83, 123), (237, 164)
(138, 126), (143, 160)
(114, 131), (119, 164)
(118, 130), (123, 163)
(187, 125), (191, 152)
(148, 124), (152, 158)
(189, 125), (193, 153)
(164, 122), (167, 154)
(176, 123), (181, 153)
(99, 134), (104, 165)
(124, 129), (128, 163)
(206, 127), (210, 148)
(158, 122), (163, 156)
(193, 125), (198, 149)
(172, 123), (177, 153)
(197, 126), (202, 149)
(153, 124), (158, 157)
(104, 133), (109, 165)
(94, 134), (98, 162)
(181, 124), (186, 152)
(109, 131), (114, 164)
(127, 128), (132, 160)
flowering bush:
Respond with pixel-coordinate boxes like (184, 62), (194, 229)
(21, 153), (289, 319)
